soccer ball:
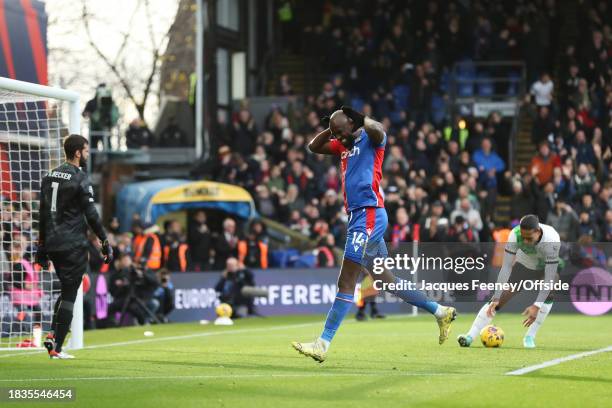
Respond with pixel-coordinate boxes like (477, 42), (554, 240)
(216, 303), (233, 318)
(480, 325), (505, 348)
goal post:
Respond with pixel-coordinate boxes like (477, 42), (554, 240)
(0, 77), (83, 351)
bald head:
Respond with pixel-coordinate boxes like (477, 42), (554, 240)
(330, 110), (348, 127)
(330, 110), (355, 147)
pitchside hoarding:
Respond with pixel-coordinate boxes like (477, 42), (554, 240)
(3, 241), (609, 337)
(165, 242), (611, 321)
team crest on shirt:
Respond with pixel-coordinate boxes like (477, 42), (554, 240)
(341, 146), (360, 159)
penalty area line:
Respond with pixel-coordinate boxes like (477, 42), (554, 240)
(506, 345), (612, 376)
(0, 314), (417, 359)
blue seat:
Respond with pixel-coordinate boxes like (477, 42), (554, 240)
(270, 249), (300, 268)
(350, 97), (365, 112)
(439, 70), (450, 93)
(475, 72), (494, 96)
(431, 95), (446, 124)
(392, 85), (410, 110)
(454, 68), (476, 97)
(507, 72), (521, 96)
(389, 110), (404, 125)
(457, 82), (474, 97)
(456, 59), (476, 78)
(292, 254), (316, 268)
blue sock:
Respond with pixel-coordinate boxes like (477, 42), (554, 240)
(320, 292), (354, 343)
(389, 277), (439, 315)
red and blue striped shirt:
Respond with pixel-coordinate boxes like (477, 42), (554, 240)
(329, 129), (386, 212)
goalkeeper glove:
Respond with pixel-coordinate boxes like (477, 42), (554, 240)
(341, 106), (365, 130)
(35, 246), (49, 268)
(101, 240), (114, 264)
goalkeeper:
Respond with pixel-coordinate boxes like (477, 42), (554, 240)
(35, 134), (113, 359)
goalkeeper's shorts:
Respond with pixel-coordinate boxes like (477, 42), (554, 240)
(48, 247), (88, 286)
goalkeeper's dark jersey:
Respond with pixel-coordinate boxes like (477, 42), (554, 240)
(37, 162), (107, 252)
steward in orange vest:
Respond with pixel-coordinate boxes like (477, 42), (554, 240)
(238, 234), (268, 269)
(163, 238), (190, 272)
(134, 223), (162, 270)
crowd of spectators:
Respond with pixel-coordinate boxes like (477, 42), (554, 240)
(195, 0), (611, 258)
(1, 0), (611, 336)
(301, 0), (559, 101)
(1, 1), (611, 296)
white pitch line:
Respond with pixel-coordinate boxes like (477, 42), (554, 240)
(0, 371), (454, 383)
(506, 345), (612, 376)
(0, 321), (320, 359)
(0, 314), (415, 359)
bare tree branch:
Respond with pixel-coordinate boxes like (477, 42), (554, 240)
(113, 1), (142, 67)
(74, 0), (177, 121)
(81, 0), (142, 118)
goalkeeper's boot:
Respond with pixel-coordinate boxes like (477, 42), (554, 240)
(436, 306), (457, 345)
(523, 335), (536, 349)
(291, 339), (327, 363)
(457, 334), (473, 347)
(43, 333), (55, 354)
(49, 350), (75, 360)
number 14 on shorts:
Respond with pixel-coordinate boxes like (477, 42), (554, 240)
(352, 232), (365, 252)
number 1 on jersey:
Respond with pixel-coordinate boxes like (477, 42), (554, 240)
(51, 181), (59, 212)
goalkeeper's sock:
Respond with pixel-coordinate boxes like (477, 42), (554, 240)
(53, 301), (74, 353)
(526, 301), (553, 338)
(467, 303), (493, 339)
(319, 292), (354, 348)
(387, 277), (440, 315)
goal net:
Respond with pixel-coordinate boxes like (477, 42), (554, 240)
(0, 77), (83, 350)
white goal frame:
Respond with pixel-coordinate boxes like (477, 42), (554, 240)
(0, 77), (83, 350)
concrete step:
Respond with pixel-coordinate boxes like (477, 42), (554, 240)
(493, 195), (512, 226)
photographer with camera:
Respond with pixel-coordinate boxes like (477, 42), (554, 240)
(214, 257), (257, 318)
(153, 268), (175, 323)
(108, 253), (160, 325)
(82, 83), (119, 155)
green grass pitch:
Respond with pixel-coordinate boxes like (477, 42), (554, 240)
(1, 313), (611, 407)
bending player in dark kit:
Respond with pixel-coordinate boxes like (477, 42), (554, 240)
(35, 134), (113, 359)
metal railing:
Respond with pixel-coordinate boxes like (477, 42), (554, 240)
(450, 60), (526, 102)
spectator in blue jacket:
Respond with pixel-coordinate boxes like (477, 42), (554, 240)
(472, 138), (505, 189)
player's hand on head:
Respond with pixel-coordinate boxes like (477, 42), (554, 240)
(320, 115), (330, 128)
(101, 239), (114, 264)
(341, 106), (365, 129)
